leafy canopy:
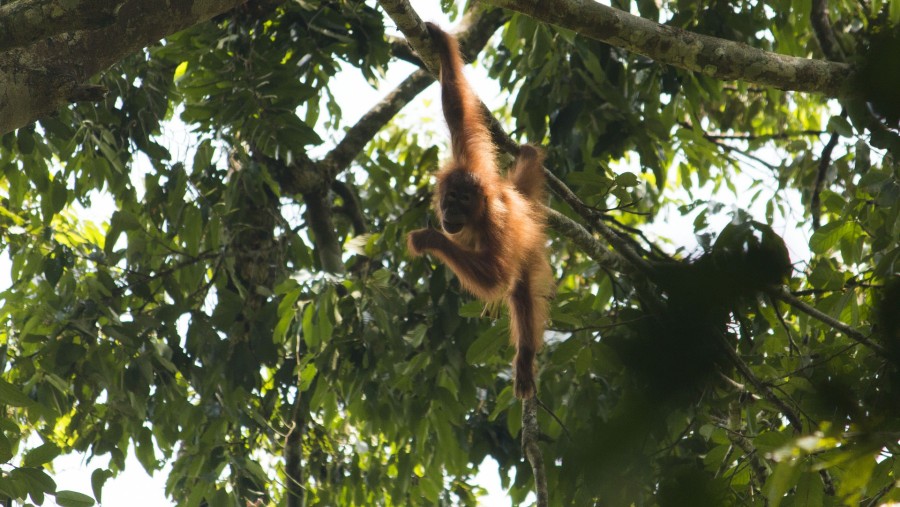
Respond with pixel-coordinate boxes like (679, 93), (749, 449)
(0, 0), (898, 506)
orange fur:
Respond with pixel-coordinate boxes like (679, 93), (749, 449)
(407, 23), (552, 399)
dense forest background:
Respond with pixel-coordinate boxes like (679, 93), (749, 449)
(0, 0), (899, 505)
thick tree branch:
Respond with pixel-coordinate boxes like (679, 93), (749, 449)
(487, 0), (855, 97)
(0, 0), (247, 135)
(376, 0), (440, 74)
(545, 208), (625, 273)
(0, 0), (123, 52)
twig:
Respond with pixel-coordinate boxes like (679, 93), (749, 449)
(535, 397), (571, 439)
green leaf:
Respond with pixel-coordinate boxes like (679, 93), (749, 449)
(403, 324), (427, 348)
(90, 469), (111, 504)
(23, 442), (61, 467)
(763, 460), (801, 507)
(827, 116), (853, 136)
(465, 325), (506, 365)
(10, 467), (56, 505)
(0, 432), (12, 463)
(793, 472), (824, 507)
(614, 172), (639, 187)
(134, 427), (157, 473)
(299, 363), (317, 392)
(419, 475), (441, 503)
(16, 128), (35, 155)
(574, 347), (592, 375)
(42, 254), (64, 287)
(54, 490), (96, 507)
(0, 378), (34, 407)
(173, 61), (189, 82)
(301, 303), (317, 349)
(835, 453), (877, 504)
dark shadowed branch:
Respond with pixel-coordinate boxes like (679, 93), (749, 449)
(285, 393), (305, 507)
(811, 130), (840, 230)
(303, 186), (346, 274)
(810, 0), (845, 61)
(774, 289), (886, 355)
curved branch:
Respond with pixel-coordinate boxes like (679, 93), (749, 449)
(304, 187), (346, 274)
(486, 0), (855, 97)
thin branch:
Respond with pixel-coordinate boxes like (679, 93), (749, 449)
(774, 289), (887, 355)
(676, 122), (826, 141)
(718, 330), (804, 431)
(707, 137), (781, 170)
(486, 0), (854, 97)
(522, 397), (549, 507)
